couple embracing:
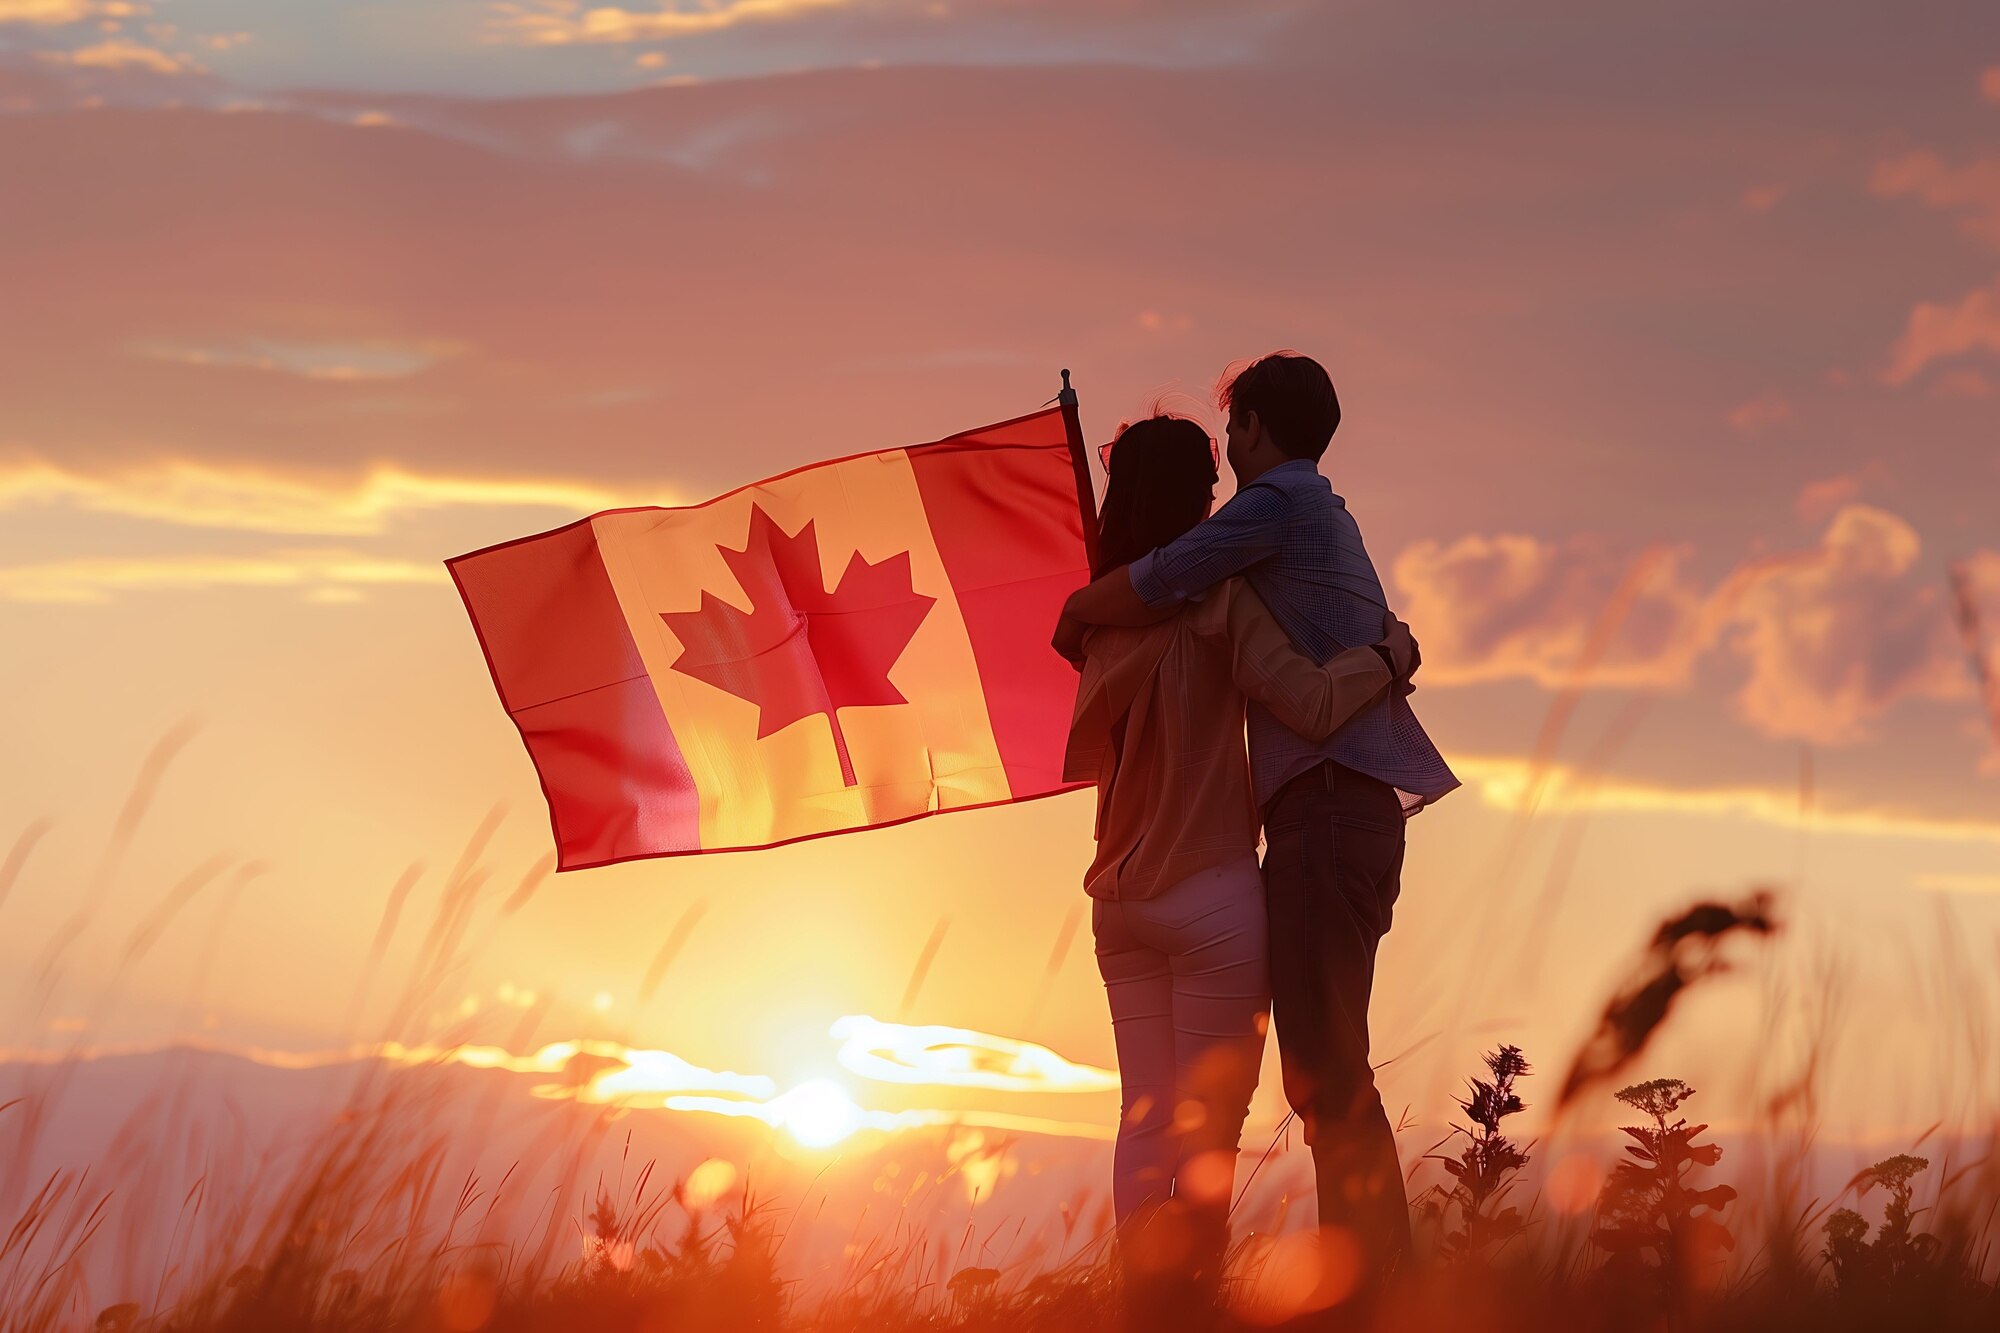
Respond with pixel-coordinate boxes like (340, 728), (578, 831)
(1056, 352), (1458, 1322)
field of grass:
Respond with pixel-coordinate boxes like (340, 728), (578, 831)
(4, 1044), (1994, 1332)
(2, 741), (1996, 1332)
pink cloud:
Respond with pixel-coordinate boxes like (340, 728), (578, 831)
(1794, 461), (1889, 524)
(491, 0), (854, 46)
(1392, 534), (1708, 690)
(1983, 65), (2000, 104)
(1135, 310), (1193, 335)
(1882, 276), (2000, 386)
(1726, 389), (1791, 434)
(0, 1), (142, 24)
(39, 40), (192, 75)
(1869, 150), (2000, 250)
(1795, 474), (1860, 524)
(1396, 506), (1972, 746)
(1928, 367), (1992, 398)
(1713, 506), (1968, 744)
(1740, 184), (1785, 214)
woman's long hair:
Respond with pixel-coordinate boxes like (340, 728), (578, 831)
(1093, 415), (1218, 579)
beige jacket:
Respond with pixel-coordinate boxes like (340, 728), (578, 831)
(1062, 579), (1393, 902)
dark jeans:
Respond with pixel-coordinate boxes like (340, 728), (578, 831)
(1261, 760), (1412, 1283)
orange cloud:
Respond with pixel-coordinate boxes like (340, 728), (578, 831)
(0, 457), (637, 535)
(132, 334), (458, 379)
(1983, 66), (2000, 104)
(1931, 368), (1993, 398)
(0, 549), (447, 603)
(1883, 276), (2000, 386)
(1136, 309), (1194, 335)
(1914, 871), (2000, 894)
(1396, 506), (1972, 746)
(1726, 389), (1791, 434)
(1392, 534), (1709, 690)
(37, 39), (189, 75)
(1740, 184), (1785, 214)
(0, 1), (140, 23)
(829, 1014), (1120, 1094)
(1870, 151), (2000, 250)
(1454, 754), (2000, 848)
(491, 0), (854, 46)
(1793, 470), (1871, 524)
(1715, 505), (1968, 744)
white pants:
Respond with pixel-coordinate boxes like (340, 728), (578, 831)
(1093, 857), (1269, 1227)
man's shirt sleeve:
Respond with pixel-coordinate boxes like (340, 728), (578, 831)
(1127, 482), (1289, 609)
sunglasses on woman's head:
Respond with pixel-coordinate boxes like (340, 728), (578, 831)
(1098, 437), (1221, 473)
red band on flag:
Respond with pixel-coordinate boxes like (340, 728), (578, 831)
(909, 417), (1091, 798)
(448, 520), (701, 868)
(448, 406), (1092, 869)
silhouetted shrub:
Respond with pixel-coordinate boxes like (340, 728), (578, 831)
(1417, 1045), (1534, 1261)
(1593, 1078), (1737, 1296)
(1824, 1153), (1939, 1296)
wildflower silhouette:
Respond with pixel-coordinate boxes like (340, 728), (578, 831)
(1824, 1153), (1940, 1296)
(1418, 1045), (1534, 1261)
(1593, 1078), (1736, 1294)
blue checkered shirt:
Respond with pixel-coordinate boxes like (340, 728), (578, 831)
(1128, 460), (1459, 814)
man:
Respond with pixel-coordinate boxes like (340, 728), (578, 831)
(1058, 352), (1458, 1290)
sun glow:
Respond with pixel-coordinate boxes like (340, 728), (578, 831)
(396, 1027), (1119, 1143)
(767, 1078), (862, 1148)
(4, 1020), (1122, 1151)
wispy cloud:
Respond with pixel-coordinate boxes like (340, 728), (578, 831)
(132, 335), (459, 381)
(1913, 871), (2000, 894)
(1455, 755), (2000, 848)
(1870, 151), (2000, 251)
(490, 0), (854, 47)
(0, 457), (638, 535)
(1882, 275), (2000, 386)
(1793, 467), (1882, 524)
(830, 1014), (1119, 1094)
(0, 0), (141, 24)
(0, 549), (447, 603)
(1726, 389), (1792, 435)
(37, 39), (190, 75)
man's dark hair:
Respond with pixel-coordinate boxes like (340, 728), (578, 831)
(1220, 351), (1341, 461)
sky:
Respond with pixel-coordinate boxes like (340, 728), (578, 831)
(2, 0), (1999, 1150)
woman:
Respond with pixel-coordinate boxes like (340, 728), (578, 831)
(1060, 415), (1411, 1307)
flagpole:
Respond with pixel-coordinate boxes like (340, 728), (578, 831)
(1058, 368), (1101, 572)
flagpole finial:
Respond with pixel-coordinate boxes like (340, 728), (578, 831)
(1058, 368), (1077, 407)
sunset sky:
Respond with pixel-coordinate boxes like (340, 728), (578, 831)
(3, 0), (1999, 1145)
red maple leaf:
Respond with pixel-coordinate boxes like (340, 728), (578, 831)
(660, 504), (936, 788)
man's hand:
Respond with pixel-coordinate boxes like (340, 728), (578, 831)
(1379, 610), (1421, 694)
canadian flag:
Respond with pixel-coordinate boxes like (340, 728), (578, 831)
(448, 407), (1093, 869)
